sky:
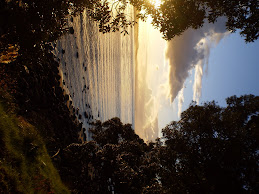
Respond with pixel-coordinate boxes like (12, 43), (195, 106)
(178, 32), (259, 114)
(135, 17), (259, 142)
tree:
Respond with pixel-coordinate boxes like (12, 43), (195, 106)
(89, 117), (143, 146)
(59, 95), (258, 193)
(61, 118), (159, 193)
(1, 0), (258, 54)
(92, 0), (258, 42)
(89, 118), (159, 193)
(131, 0), (259, 42)
(158, 95), (259, 193)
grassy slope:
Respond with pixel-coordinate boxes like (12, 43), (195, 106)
(0, 92), (69, 193)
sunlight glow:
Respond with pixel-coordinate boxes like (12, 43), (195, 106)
(150, 0), (162, 9)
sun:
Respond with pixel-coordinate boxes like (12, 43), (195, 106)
(150, 0), (162, 8)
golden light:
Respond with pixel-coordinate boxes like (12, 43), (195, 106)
(150, 0), (162, 8)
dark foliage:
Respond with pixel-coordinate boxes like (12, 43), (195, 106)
(137, 0), (259, 42)
(1, 0), (257, 55)
(160, 95), (259, 193)
(0, 0), (136, 54)
(62, 118), (159, 193)
(62, 95), (259, 193)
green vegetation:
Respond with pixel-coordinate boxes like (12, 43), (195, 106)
(0, 92), (69, 193)
(1, 1), (85, 192)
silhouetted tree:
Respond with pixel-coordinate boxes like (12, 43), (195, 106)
(1, 0), (258, 54)
(69, 0), (259, 42)
(57, 95), (259, 193)
(89, 117), (158, 193)
(0, 0), (135, 53)
(89, 117), (143, 146)
(61, 117), (160, 193)
(143, 0), (258, 42)
(158, 95), (259, 193)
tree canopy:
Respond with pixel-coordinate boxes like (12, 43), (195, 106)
(69, 0), (259, 42)
(74, 0), (258, 42)
(1, 0), (258, 54)
(62, 95), (259, 193)
(159, 95), (259, 193)
(139, 0), (259, 42)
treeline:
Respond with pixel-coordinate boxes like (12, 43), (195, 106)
(1, 0), (258, 54)
(0, 0), (135, 54)
(62, 95), (259, 193)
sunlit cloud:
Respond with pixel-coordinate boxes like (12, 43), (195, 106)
(135, 17), (230, 141)
(193, 60), (204, 103)
(135, 17), (176, 141)
(165, 17), (229, 111)
(135, 19), (160, 142)
(177, 87), (185, 118)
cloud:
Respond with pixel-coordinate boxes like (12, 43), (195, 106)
(165, 17), (229, 106)
(193, 60), (204, 103)
(142, 116), (159, 142)
(134, 19), (160, 142)
(177, 87), (185, 118)
(135, 75), (160, 141)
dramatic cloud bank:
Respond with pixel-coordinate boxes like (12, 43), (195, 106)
(135, 17), (229, 141)
(135, 20), (160, 142)
(135, 76), (159, 142)
(165, 18), (229, 108)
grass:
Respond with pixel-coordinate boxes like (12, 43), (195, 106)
(0, 91), (70, 193)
